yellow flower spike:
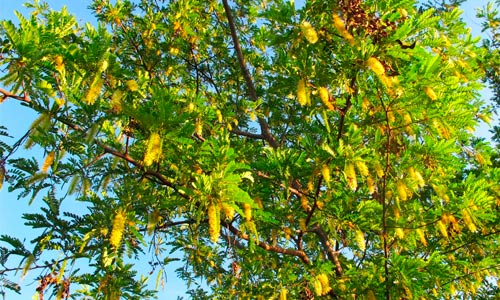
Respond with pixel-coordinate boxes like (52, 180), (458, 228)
(208, 201), (220, 243)
(126, 79), (139, 92)
(393, 207), (401, 220)
(221, 203), (235, 220)
(283, 227), (291, 240)
(416, 228), (427, 246)
(321, 164), (331, 183)
(316, 274), (332, 295)
(41, 151), (55, 173)
(437, 220), (448, 238)
(144, 132), (162, 167)
(301, 195), (311, 211)
(366, 57), (386, 76)
(355, 161), (369, 177)
(367, 176), (375, 194)
(462, 209), (477, 232)
(333, 15), (354, 45)
(344, 162), (357, 191)
(316, 201), (324, 210)
(110, 210), (126, 248)
(86, 77), (104, 105)
(54, 55), (65, 73)
(297, 79), (309, 106)
(300, 21), (318, 44)
(195, 120), (203, 136)
(279, 288), (287, 300)
(169, 47), (179, 56)
(216, 109), (223, 123)
(299, 218), (307, 231)
(397, 180), (408, 201)
(355, 229), (366, 252)
(319, 87), (334, 110)
(313, 277), (323, 296)
(395, 227), (405, 239)
(424, 86), (438, 100)
(243, 203), (252, 221)
(414, 170), (425, 188)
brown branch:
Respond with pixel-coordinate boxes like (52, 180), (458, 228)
(310, 224), (343, 276)
(221, 0), (278, 149)
(230, 128), (264, 140)
(336, 77), (356, 140)
(222, 221), (311, 264)
(0, 87), (31, 103)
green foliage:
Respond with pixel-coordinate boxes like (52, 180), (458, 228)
(0, 0), (499, 299)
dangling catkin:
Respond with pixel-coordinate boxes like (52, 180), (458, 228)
(397, 180), (408, 201)
(355, 161), (369, 177)
(144, 132), (162, 166)
(41, 151), (55, 173)
(333, 15), (354, 45)
(319, 87), (334, 110)
(344, 162), (357, 191)
(313, 277), (323, 296)
(321, 164), (331, 183)
(243, 203), (252, 221)
(424, 87), (438, 100)
(416, 228), (427, 246)
(300, 21), (318, 44)
(208, 202), (220, 243)
(279, 288), (287, 300)
(110, 210), (126, 248)
(462, 209), (477, 232)
(316, 274), (332, 295)
(355, 229), (366, 252)
(297, 79), (309, 106)
(366, 57), (386, 76)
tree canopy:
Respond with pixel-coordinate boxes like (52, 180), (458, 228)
(0, 0), (499, 299)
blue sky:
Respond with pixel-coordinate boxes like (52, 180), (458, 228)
(0, 0), (494, 299)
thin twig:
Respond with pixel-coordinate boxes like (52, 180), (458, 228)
(0, 88), (31, 103)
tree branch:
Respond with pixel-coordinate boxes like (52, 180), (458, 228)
(311, 224), (343, 276)
(221, 0), (278, 149)
(0, 87), (31, 103)
(222, 221), (311, 264)
(230, 128), (264, 140)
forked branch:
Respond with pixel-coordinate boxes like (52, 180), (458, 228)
(223, 221), (311, 264)
(221, 0), (279, 149)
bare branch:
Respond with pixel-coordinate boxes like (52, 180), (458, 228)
(221, 0), (278, 149)
(0, 88), (31, 103)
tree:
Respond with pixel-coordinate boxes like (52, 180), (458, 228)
(0, 0), (498, 299)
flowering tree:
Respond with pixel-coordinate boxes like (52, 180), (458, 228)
(0, 0), (498, 299)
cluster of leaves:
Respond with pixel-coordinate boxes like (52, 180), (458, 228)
(0, 0), (499, 299)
